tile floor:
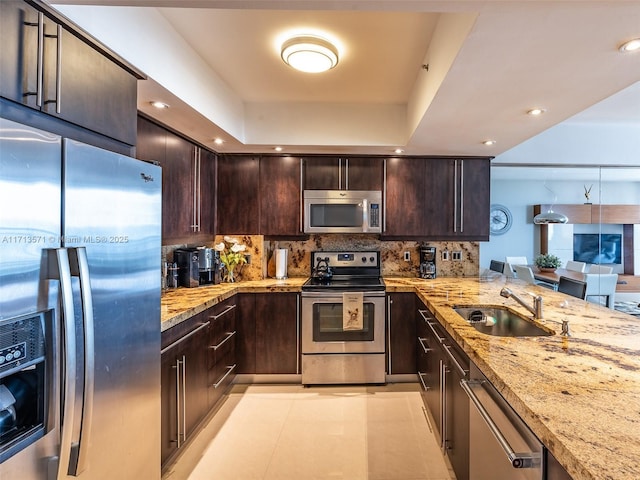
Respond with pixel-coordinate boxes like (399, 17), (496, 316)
(162, 383), (456, 480)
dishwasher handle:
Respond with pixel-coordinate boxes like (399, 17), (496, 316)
(461, 379), (540, 469)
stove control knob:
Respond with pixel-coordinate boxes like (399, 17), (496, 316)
(361, 256), (367, 263)
(369, 256), (375, 263)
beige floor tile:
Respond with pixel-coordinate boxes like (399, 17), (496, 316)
(265, 420), (368, 480)
(163, 384), (455, 480)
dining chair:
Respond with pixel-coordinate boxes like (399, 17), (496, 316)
(489, 260), (505, 273)
(512, 265), (556, 290)
(588, 264), (614, 274)
(505, 256), (528, 277)
(584, 273), (618, 308)
(565, 260), (587, 273)
(557, 276), (587, 299)
(505, 256), (528, 267)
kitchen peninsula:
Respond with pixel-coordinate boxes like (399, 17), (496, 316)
(162, 277), (640, 480)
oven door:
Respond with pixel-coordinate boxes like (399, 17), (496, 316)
(301, 292), (386, 354)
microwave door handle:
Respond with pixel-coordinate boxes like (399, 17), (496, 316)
(362, 199), (369, 232)
(67, 247), (95, 476)
(43, 248), (77, 480)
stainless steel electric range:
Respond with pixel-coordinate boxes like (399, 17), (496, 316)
(301, 251), (386, 385)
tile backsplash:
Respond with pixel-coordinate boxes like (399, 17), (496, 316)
(163, 234), (480, 281)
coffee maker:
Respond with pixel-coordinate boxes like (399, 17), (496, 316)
(174, 247), (222, 287)
(419, 245), (436, 279)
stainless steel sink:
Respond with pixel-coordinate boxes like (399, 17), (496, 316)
(454, 306), (554, 337)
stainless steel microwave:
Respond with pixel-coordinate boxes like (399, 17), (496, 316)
(303, 190), (382, 233)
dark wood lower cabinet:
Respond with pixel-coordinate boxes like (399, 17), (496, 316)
(160, 313), (209, 466)
(387, 293), (416, 374)
(236, 294), (257, 374)
(207, 299), (237, 408)
(235, 293), (299, 374)
(416, 302), (469, 480)
(416, 305), (442, 432)
(255, 293), (299, 374)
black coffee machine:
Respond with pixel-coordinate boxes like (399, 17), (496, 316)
(419, 245), (436, 279)
(174, 247), (222, 287)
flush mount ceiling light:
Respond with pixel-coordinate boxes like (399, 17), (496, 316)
(483, 139), (497, 146)
(213, 138), (224, 145)
(281, 35), (339, 73)
(150, 101), (169, 109)
(394, 148), (404, 154)
(619, 38), (640, 53)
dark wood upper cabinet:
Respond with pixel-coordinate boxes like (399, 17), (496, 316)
(302, 157), (340, 190)
(383, 157), (490, 240)
(343, 157), (384, 191)
(0, 0), (138, 146)
(383, 157), (427, 237)
(458, 158), (490, 240)
(162, 132), (195, 240)
(136, 115), (166, 162)
(217, 155), (260, 234)
(136, 116), (216, 244)
(259, 156), (303, 236)
(303, 157), (383, 191)
(199, 149), (217, 238)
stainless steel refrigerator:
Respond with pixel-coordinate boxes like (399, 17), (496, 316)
(0, 117), (161, 479)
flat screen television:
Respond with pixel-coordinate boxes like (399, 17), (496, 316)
(573, 233), (622, 264)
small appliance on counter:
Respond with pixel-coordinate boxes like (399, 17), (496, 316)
(174, 246), (222, 287)
(419, 245), (436, 279)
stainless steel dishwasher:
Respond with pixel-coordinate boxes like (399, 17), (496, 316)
(461, 364), (544, 480)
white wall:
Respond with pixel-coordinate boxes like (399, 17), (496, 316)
(480, 174), (640, 271)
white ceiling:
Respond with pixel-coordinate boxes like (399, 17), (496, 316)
(52, 1), (640, 160)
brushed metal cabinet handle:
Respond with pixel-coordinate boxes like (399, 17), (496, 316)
(213, 364), (236, 389)
(210, 304), (236, 320)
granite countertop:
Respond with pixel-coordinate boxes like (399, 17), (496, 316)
(161, 277), (307, 331)
(161, 275), (640, 480)
(385, 276), (640, 480)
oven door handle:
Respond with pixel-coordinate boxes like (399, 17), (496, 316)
(301, 291), (386, 299)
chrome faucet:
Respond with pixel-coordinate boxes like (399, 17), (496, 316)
(500, 287), (543, 319)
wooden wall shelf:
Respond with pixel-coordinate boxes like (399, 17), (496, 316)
(534, 204), (640, 224)
(533, 204), (638, 275)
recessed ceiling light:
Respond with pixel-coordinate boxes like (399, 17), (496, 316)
(527, 108), (546, 116)
(274, 146), (283, 152)
(150, 101), (169, 109)
(281, 35), (339, 73)
(619, 38), (640, 53)
(482, 140), (496, 146)
(394, 148), (404, 154)
(213, 138), (224, 145)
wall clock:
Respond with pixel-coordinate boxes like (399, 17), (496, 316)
(490, 204), (512, 235)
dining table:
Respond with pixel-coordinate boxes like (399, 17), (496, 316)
(532, 267), (587, 285)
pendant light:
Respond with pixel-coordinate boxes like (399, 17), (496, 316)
(534, 184), (568, 224)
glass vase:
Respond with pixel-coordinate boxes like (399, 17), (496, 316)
(223, 265), (235, 283)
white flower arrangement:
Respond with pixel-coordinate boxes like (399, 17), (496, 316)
(214, 236), (247, 282)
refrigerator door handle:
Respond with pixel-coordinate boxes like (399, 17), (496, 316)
(43, 248), (77, 480)
(67, 247), (95, 476)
